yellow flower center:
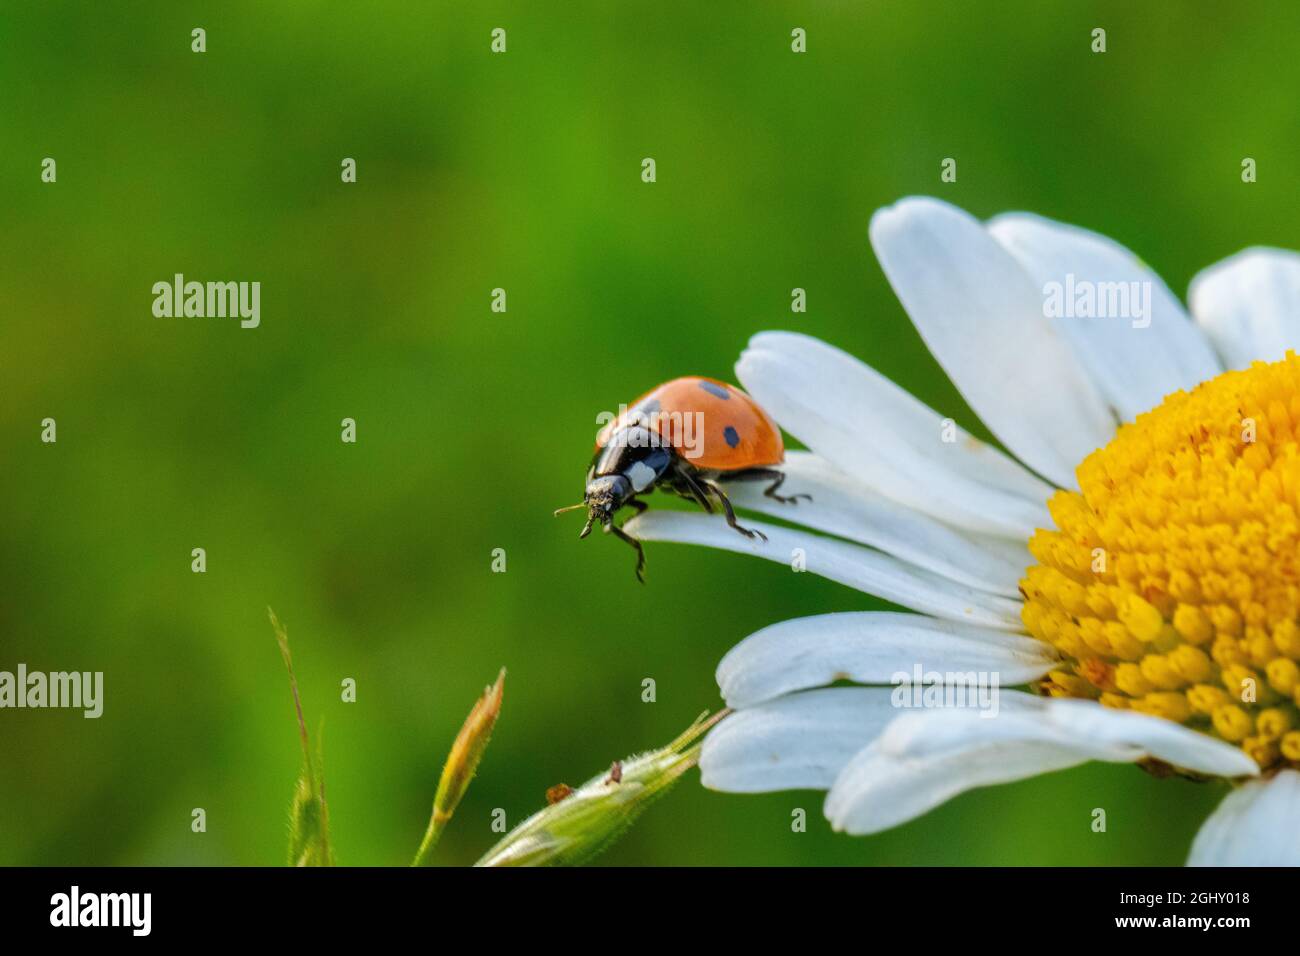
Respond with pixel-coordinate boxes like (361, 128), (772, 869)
(1021, 353), (1300, 771)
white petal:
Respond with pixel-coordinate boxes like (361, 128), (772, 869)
(826, 698), (1258, 835)
(721, 452), (1029, 597)
(737, 332), (1052, 539)
(1189, 247), (1300, 370)
(988, 212), (1222, 421)
(1188, 770), (1300, 866)
(623, 510), (1023, 630)
(700, 687), (901, 792)
(717, 610), (1057, 709)
(1046, 700), (1259, 777)
(830, 741), (1088, 835)
(870, 197), (1117, 487)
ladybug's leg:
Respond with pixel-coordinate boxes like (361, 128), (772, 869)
(760, 470), (811, 505)
(672, 471), (715, 514)
(727, 467), (811, 505)
(701, 481), (768, 543)
(606, 522), (646, 582)
(665, 468), (717, 512)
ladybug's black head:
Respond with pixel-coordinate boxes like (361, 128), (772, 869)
(580, 474), (631, 536)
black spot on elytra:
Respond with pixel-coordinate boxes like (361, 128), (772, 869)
(698, 380), (730, 400)
(723, 426), (740, 448)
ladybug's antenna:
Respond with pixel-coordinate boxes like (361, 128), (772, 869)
(553, 503), (585, 516)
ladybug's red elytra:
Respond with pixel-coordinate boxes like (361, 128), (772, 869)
(555, 376), (809, 581)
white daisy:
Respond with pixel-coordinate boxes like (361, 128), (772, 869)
(624, 196), (1300, 864)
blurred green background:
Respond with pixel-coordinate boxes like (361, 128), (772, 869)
(3, 1), (1299, 866)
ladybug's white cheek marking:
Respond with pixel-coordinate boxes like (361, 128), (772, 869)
(627, 461), (658, 493)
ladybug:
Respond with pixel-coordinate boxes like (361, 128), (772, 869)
(556, 376), (808, 581)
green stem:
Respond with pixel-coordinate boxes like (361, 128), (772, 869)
(412, 809), (450, 867)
